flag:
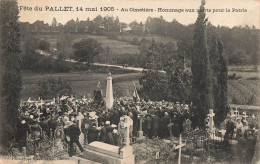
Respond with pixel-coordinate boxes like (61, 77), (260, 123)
(133, 82), (140, 102)
(97, 81), (101, 89)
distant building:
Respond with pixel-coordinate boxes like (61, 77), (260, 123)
(121, 26), (131, 32)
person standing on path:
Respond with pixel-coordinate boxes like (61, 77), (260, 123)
(68, 120), (84, 157)
(81, 112), (91, 145)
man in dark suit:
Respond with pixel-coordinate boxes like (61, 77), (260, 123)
(99, 122), (106, 143)
(87, 123), (99, 144)
(68, 120), (84, 157)
(152, 113), (160, 138)
(161, 112), (170, 138)
(145, 114), (153, 138)
(81, 113), (92, 145)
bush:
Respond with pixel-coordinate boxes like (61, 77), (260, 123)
(38, 77), (72, 99)
(247, 95), (257, 105)
(130, 37), (140, 45)
(228, 73), (242, 80)
(231, 96), (240, 104)
(246, 76), (259, 80)
(106, 32), (118, 40)
(38, 40), (50, 51)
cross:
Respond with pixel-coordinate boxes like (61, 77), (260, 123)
(208, 109), (215, 118)
(174, 134), (186, 164)
(207, 109), (215, 130)
(234, 107), (239, 118)
(242, 111), (248, 121)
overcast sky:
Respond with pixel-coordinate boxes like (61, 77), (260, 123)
(18, 0), (259, 28)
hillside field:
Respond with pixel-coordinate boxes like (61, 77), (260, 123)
(21, 70), (260, 106)
(118, 34), (177, 45)
(34, 33), (140, 56)
(21, 70), (142, 100)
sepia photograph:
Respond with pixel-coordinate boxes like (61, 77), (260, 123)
(0, 0), (259, 163)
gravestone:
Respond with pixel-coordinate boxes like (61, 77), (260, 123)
(234, 107), (239, 119)
(137, 111), (147, 139)
(79, 115), (135, 164)
(70, 156), (101, 164)
(78, 112), (84, 145)
(118, 115), (133, 145)
(207, 109), (215, 138)
(182, 119), (192, 138)
(137, 114), (144, 138)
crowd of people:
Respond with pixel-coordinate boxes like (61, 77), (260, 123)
(15, 95), (259, 157)
(16, 95), (192, 155)
(221, 112), (259, 163)
(222, 111), (259, 140)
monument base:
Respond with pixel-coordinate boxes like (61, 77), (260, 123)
(137, 131), (143, 137)
(82, 148), (135, 164)
(70, 156), (101, 164)
(80, 141), (135, 164)
(136, 131), (146, 141)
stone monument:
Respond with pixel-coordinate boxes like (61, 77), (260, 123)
(118, 115), (133, 146)
(137, 112), (146, 139)
(207, 109), (215, 138)
(106, 72), (114, 110)
(76, 115), (135, 164)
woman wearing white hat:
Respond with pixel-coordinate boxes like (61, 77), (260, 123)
(105, 121), (114, 145)
(236, 118), (244, 138)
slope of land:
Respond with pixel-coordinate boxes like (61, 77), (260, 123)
(118, 34), (177, 45)
(21, 70), (260, 106)
(34, 33), (140, 56)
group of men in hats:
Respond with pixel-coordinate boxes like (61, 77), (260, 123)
(17, 95), (259, 158)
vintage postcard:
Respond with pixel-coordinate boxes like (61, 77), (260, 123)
(0, 0), (259, 163)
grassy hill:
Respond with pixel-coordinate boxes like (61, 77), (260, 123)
(118, 34), (177, 45)
(227, 79), (260, 105)
(21, 70), (142, 100)
(21, 70), (260, 106)
(34, 33), (140, 56)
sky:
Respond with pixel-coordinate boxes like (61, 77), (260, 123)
(17, 0), (260, 28)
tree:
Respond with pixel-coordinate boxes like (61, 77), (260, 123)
(113, 16), (120, 32)
(209, 29), (228, 125)
(215, 37), (228, 124)
(56, 32), (73, 58)
(51, 17), (57, 27)
(191, 0), (213, 127)
(0, 0), (22, 148)
(39, 40), (50, 51)
(64, 19), (76, 32)
(209, 30), (219, 122)
(139, 70), (168, 101)
(129, 21), (143, 34)
(21, 28), (39, 69)
(72, 38), (103, 66)
(139, 40), (168, 101)
(32, 20), (45, 32)
(38, 77), (72, 99)
(165, 60), (192, 103)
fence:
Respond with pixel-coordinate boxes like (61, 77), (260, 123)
(182, 128), (226, 159)
(26, 125), (69, 160)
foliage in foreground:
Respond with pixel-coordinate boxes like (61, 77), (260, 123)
(0, 0), (22, 149)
